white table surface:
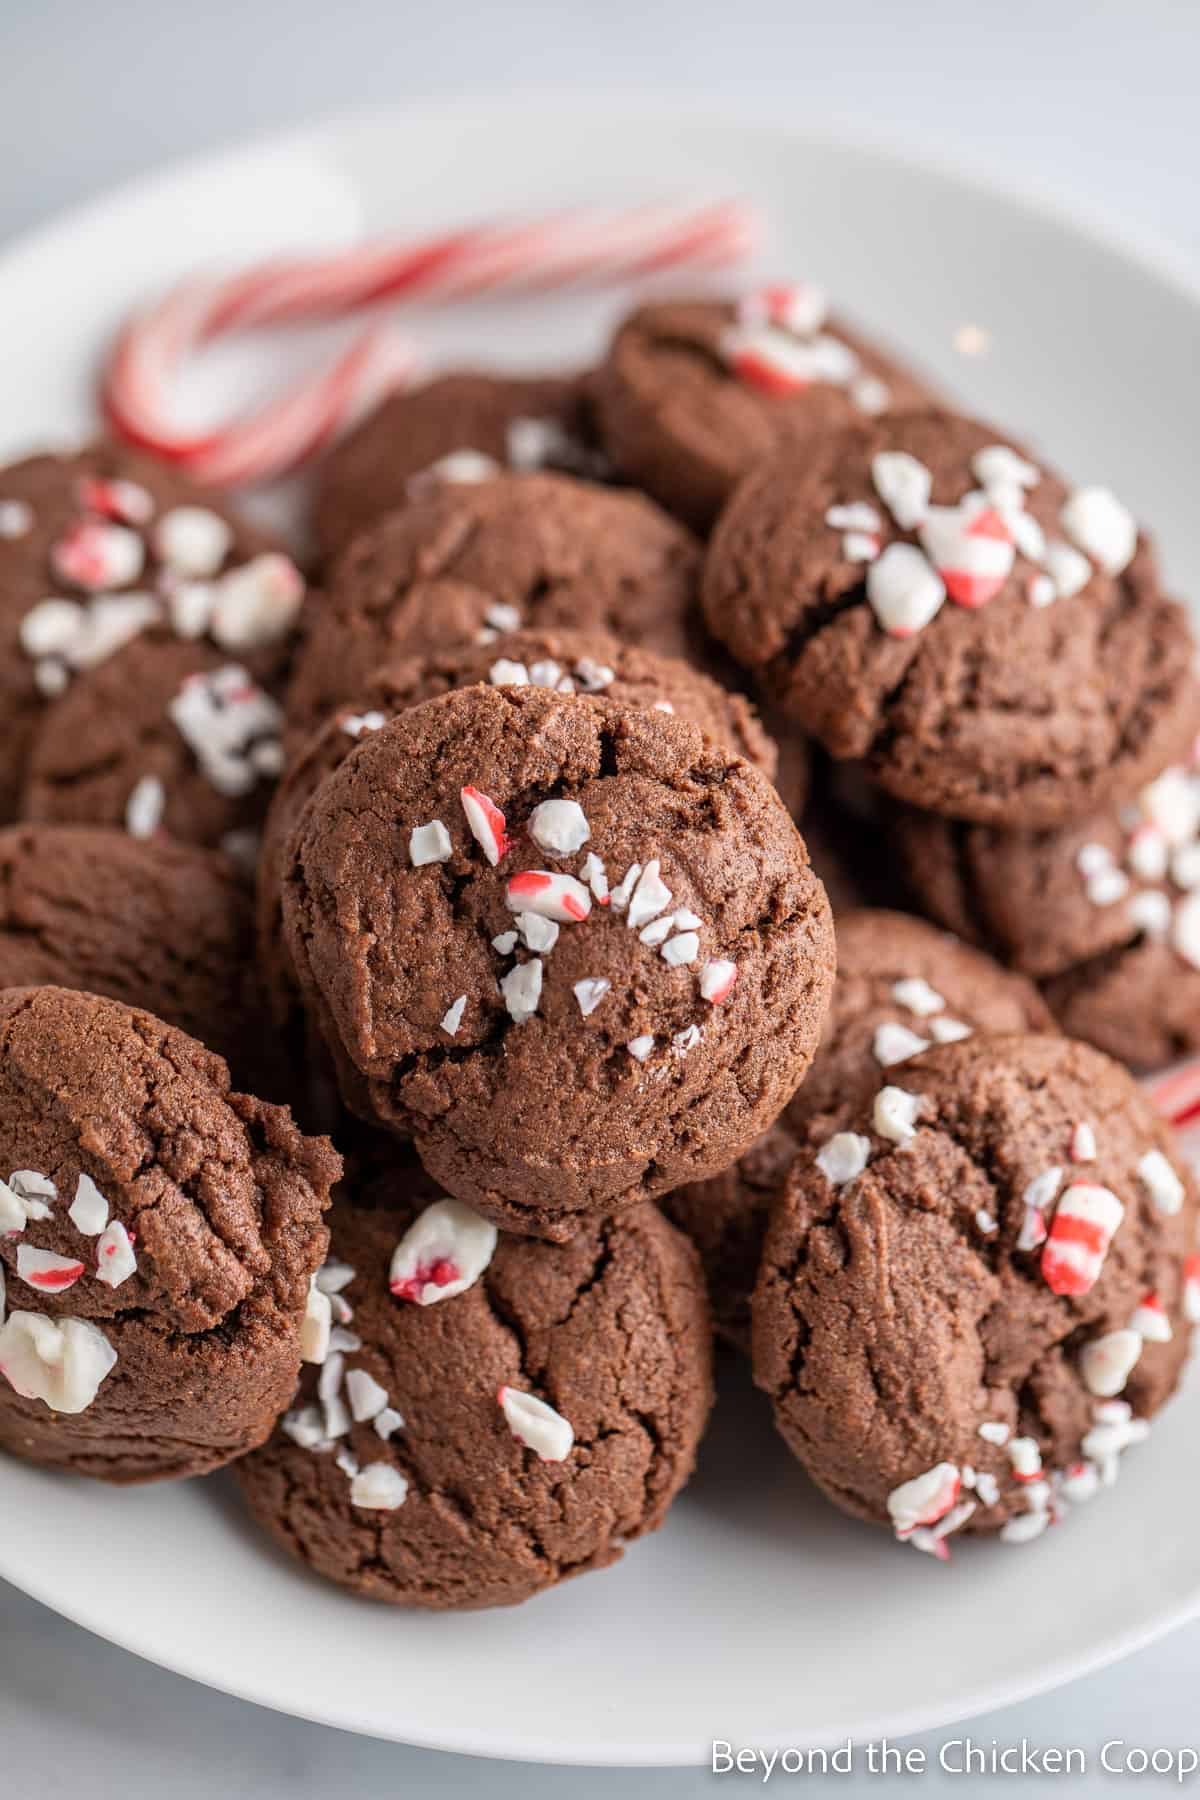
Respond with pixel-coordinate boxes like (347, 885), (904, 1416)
(2, 2), (1198, 1791)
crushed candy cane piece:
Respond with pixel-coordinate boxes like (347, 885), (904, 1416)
(1080, 1328), (1142, 1398)
(852, 376), (890, 415)
(68, 1173), (108, 1236)
(919, 503), (1014, 608)
(977, 1420), (1010, 1446)
(871, 451), (932, 529)
(489, 658), (529, 686)
(574, 977), (610, 1017)
(1042, 540), (1091, 599)
(739, 281), (828, 337)
(209, 554), (303, 652)
(1087, 866), (1129, 907)
(843, 531), (879, 562)
(315, 1259), (355, 1297)
(1059, 1461), (1101, 1504)
(154, 506), (233, 577)
(1130, 1292), (1172, 1343)
(891, 977), (944, 1017)
(0, 1310), (117, 1412)
(608, 862), (641, 912)
(826, 502), (881, 533)
(626, 859), (672, 931)
(627, 1034), (655, 1061)
(1129, 826), (1169, 882)
(873, 1084), (922, 1144)
(529, 798), (590, 856)
(516, 911), (558, 952)
(68, 592), (161, 669)
(0, 498), (33, 537)
(282, 1404), (327, 1449)
(409, 819), (452, 865)
(816, 1132), (871, 1186)
(1142, 766), (1200, 844)
(573, 656), (614, 693)
(975, 1209), (998, 1236)
(661, 932), (699, 967)
(16, 1247), (85, 1292)
(389, 1198), (497, 1305)
(350, 1462), (409, 1510)
(342, 710), (388, 739)
(506, 870), (591, 923)
(1000, 1510), (1050, 1545)
(872, 1020), (930, 1066)
(1041, 1183), (1124, 1295)
(491, 930), (517, 954)
(1008, 1436), (1042, 1479)
(413, 450), (499, 494)
(866, 544), (945, 637)
(374, 1406), (405, 1441)
(441, 995), (467, 1037)
(461, 786), (509, 866)
(971, 445), (1039, 492)
(579, 851), (609, 903)
(168, 665), (282, 797)
(887, 1462), (960, 1535)
(1171, 892), (1200, 971)
(699, 958), (737, 1004)
(1129, 890), (1171, 940)
(94, 1221), (137, 1288)
(1070, 1122), (1097, 1162)
(498, 1385), (574, 1461)
(20, 598), (85, 659)
(929, 1017), (971, 1044)
(672, 1024), (702, 1054)
(1137, 1147), (1185, 1214)
(346, 1368), (389, 1423)
(300, 1277), (332, 1364)
(1027, 573), (1056, 608)
(52, 520), (144, 591)
(125, 774), (165, 839)
(1061, 486), (1137, 575)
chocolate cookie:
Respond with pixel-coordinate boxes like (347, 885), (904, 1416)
(281, 683), (834, 1239)
(593, 290), (933, 531)
(20, 637), (285, 856)
(0, 443), (303, 822)
(284, 473), (704, 748)
(0, 823), (265, 1086)
(0, 986), (338, 1482)
(754, 1034), (1196, 1553)
(664, 910), (1052, 1348)
(312, 370), (605, 562)
(896, 757), (1200, 1068)
(703, 410), (1200, 826)
(235, 1151), (712, 1608)
(258, 627), (777, 1097)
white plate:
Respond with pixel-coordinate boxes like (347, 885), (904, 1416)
(1, 97), (1199, 1767)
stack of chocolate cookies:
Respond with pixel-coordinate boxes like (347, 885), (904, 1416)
(0, 272), (1195, 1599)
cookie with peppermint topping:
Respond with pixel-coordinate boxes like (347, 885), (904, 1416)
(280, 681), (833, 1239)
(703, 409), (1200, 826)
(0, 442), (303, 826)
(894, 755), (1200, 1068)
(664, 909), (1053, 1350)
(235, 1147), (712, 1608)
(312, 369), (605, 563)
(285, 472), (708, 753)
(592, 291), (934, 531)
(0, 986), (338, 1482)
(257, 626), (783, 1117)
(753, 1034), (1196, 1556)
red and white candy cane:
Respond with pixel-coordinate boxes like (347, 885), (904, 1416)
(1146, 1057), (1200, 1133)
(102, 201), (759, 488)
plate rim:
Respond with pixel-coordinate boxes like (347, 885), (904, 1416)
(1, 90), (1199, 1766)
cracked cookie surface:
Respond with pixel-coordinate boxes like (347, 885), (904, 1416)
(281, 682), (834, 1238)
(235, 1152), (713, 1609)
(0, 986), (338, 1482)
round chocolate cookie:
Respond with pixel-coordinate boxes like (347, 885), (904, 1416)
(235, 1152), (713, 1608)
(664, 909), (1053, 1349)
(0, 442), (303, 824)
(754, 1034), (1196, 1552)
(284, 473), (705, 748)
(895, 758), (1200, 1068)
(0, 986), (338, 1482)
(0, 823), (265, 1086)
(593, 292), (933, 531)
(258, 626), (778, 1090)
(20, 636), (284, 855)
(281, 682), (835, 1239)
(312, 370), (605, 562)
(703, 410), (1200, 826)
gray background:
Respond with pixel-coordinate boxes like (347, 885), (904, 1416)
(1, 0), (1198, 1792)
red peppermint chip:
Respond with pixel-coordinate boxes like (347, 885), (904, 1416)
(51, 519), (145, 592)
(460, 786), (509, 866)
(918, 503), (1014, 609)
(505, 870), (592, 923)
(15, 1246), (86, 1292)
(77, 475), (154, 526)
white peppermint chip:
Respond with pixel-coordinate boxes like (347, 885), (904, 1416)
(374, 1406), (405, 1441)
(322, 1392), (351, 1440)
(0, 1311), (116, 1412)
(529, 798), (590, 856)
(1080, 1329), (1143, 1399)
(20, 598), (85, 659)
(282, 1405), (327, 1449)
(315, 1258), (356, 1297)
(699, 958), (737, 1004)
(851, 376), (890, 415)
(1141, 766), (1200, 845)
(342, 710), (388, 739)
(1008, 1435), (1042, 1477)
(94, 1221), (137, 1289)
(574, 977), (611, 1017)
(1058, 1462), (1101, 1504)
(573, 657), (614, 693)
(489, 658), (529, 687)
(68, 593), (162, 670)
(975, 1210), (998, 1236)
(11, 1171), (56, 1209)
(414, 450), (499, 492)
(971, 445), (1040, 492)
(389, 1198), (498, 1305)
(815, 1132), (871, 1186)
(491, 930), (518, 954)
(886, 1462), (960, 1534)
(1024, 1166), (1063, 1213)
(653, 699), (675, 714)
(1000, 1510), (1051, 1545)
(974, 1472), (1001, 1507)
(0, 499), (33, 538)
(441, 995), (467, 1037)
(1042, 540), (1092, 599)
(672, 1024), (702, 1054)
(672, 908), (703, 931)
(1076, 841), (1114, 877)
(484, 603), (522, 634)
(516, 911), (558, 953)
(409, 819), (452, 866)
(125, 774), (165, 840)
(608, 862), (641, 912)
(627, 1034), (655, 1062)
(527, 659), (563, 689)
(154, 506), (233, 578)
(826, 502), (882, 533)
(0, 1183), (27, 1234)
(638, 914), (675, 947)
(1087, 867), (1129, 907)
(1137, 1148), (1185, 1215)
(871, 451), (933, 529)
(317, 1350), (345, 1404)
(977, 1421), (1010, 1446)
(866, 543), (945, 637)
(1128, 827), (1169, 882)
(626, 859), (672, 930)
(165, 579), (214, 640)
(68, 1173), (108, 1236)
(33, 659), (69, 697)
(580, 851), (609, 903)
(335, 1448), (359, 1479)
(345, 1368), (390, 1423)
(891, 977), (945, 1018)
(209, 554), (304, 652)
(872, 1021), (931, 1067)
(300, 1278), (332, 1365)
(1061, 486), (1137, 576)
(1129, 889), (1171, 939)
(350, 1463), (409, 1510)
(843, 531), (879, 563)
(328, 1327), (361, 1354)
(929, 1017), (972, 1044)
(16, 1247), (84, 1292)
(1171, 891), (1200, 971)
(498, 1386), (574, 1461)
(873, 1085), (922, 1144)
(1171, 843), (1200, 890)
(1010, 512), (1047, 563)
(661, 932), (700, 967)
